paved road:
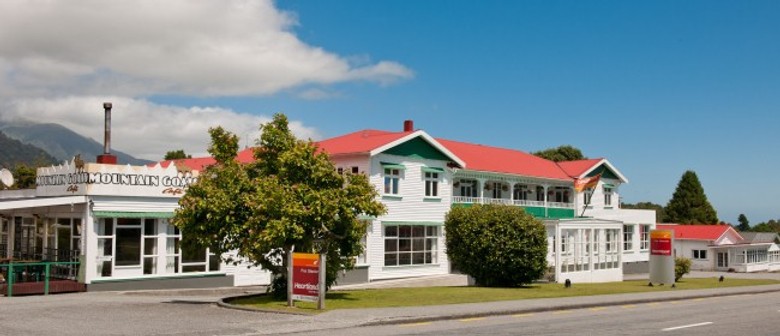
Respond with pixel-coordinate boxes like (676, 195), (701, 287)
(292, 291), (780, 336)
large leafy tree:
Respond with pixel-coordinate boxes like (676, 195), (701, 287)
(445, 204), (547, 287)
(173, 114), (386, 297)
(164, 149), (192, 160)
(532, 145), (586, 162)
(663, 170), (718, 224)
(736, 214), (750, 232)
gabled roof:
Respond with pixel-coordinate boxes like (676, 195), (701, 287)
(315, 129), (466, 168)
(557, 159), (603, 177)
(557, 158), (629, 183)
(656, 224), (742, 241)
(435, 138), (572, 181)
(738, 232), (780, 245)
(315, 129), (410, 156)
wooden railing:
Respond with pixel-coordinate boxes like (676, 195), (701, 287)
(452, 196), (574, 209)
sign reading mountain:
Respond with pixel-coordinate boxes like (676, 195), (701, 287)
(0, 121), (151, 165)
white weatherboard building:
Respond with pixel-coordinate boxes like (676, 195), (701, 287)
(0, 120), (655, 291)
(657, 224), (780, 273)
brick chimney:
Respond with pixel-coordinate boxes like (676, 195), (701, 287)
(403, 120), (414, 132)
(96, 102), (118, 164)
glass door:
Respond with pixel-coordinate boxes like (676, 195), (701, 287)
(717, 252), (729, 268)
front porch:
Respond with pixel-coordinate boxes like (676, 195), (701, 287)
(451, 177), (575, 215)
(713, 245), (780, 273)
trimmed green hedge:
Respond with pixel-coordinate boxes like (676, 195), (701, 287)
(445, 204), (547, 287)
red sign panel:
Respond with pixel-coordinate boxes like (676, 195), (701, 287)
(650, 230), (673, 256)
(292, 253), (320, 302)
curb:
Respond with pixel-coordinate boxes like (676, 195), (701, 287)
(218, 292), (317, 316)
(358, 285), (780, 327)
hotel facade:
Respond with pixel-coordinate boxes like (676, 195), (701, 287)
(0, 120), (655, 291)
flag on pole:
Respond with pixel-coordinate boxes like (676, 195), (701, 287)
(574, 173), (601, 192)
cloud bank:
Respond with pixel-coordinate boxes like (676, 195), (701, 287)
(0, 0), (413, 97)
(0, 97), (320, 160)
(0, 0), (411, 160)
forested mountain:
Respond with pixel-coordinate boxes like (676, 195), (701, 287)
(0, 131), (58, 168)
(0, 121), (151, 165)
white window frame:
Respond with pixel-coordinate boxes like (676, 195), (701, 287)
(623, 225), (634, 251)
(693, 249), (708, 260)
(424, 172), (440, 197)
(383, 224), (439, 267)
(383, 168), (401, 195)
(604, 187), (613, 206)
(640, 224), (651, 250)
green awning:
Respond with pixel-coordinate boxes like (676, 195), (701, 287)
(421, 166), (445, 173)
(93, 211), (175, 219)
(602, 183), (615, 189)
(380, 162), (406, 170)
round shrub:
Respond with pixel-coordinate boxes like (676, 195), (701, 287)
(445, 204), (547, 287)
(675, 257), (691, 281)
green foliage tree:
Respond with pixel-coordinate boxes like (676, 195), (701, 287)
(751, 219), (780, 233)
(621, 202), (665, 223)
(445, 204), (547, 287)
(675, 257), (691, 282)
(531, 145), (586, 162)
(172, 114), (386, 298)
(663, 171), (719, 224)
(12, 163), (37, 189)
(164, 149), (192, 160)
(736, 214), (750, 232)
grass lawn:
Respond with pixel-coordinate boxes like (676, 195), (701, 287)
(229, 277), (780, 313)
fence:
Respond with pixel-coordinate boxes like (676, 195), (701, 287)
(0, 261), (81, 297)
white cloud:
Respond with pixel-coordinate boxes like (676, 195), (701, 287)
(0, 0), (413, 98)
(0, 97), (320, 160)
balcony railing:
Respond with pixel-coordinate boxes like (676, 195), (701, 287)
(453, 196), (574, 209)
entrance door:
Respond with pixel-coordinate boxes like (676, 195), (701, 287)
(56, 226), (72, 261)
(717, 252), (729, 268)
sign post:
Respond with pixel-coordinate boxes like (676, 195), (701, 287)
(649, 230), (675, 285)
(291, 252), (325, 308)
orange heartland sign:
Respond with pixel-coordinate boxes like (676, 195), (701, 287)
(650, 230), (673, 256)
(292, 253), (320, 302)
(574, 174), (601, 192)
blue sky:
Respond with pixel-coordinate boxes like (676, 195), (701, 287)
(1, 1), (778, 224)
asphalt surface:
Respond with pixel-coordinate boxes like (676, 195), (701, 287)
(1, 272), (779, 335)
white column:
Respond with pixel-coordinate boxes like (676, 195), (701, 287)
(83, 198), (96, 284)
(477, 178), (486, 203)
(509, 182), (516, 205)
(543, 185), (549, 217)
(554, 224), (561, 283)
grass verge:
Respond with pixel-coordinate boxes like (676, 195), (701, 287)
(229, 277), (779, 313)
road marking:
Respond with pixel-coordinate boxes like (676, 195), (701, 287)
(589, 307), (605, 312)
(662, 322), (713, 331)
(692, 298), (704, 302)
(668, 300), (680, 304)
(552, 310), (570, 315)
(400, 322), (430, 327)
(513, 313), (534, 318)
(621, 305), (636, 309)
(459, 317), (485, 322)
(646, 302), (660, 307)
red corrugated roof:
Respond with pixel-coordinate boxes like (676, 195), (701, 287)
(656, 224), (738, 241)
(557, 159), (604, 177)
(435, 138), (572, 180)
(316, 129), (411, 156)
(159, 129), (586, 181)
(154, 147), (255, 172)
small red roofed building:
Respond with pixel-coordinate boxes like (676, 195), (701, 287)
(656, 224), (780, 272)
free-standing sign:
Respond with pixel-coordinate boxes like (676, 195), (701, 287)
(291, 253), (320, 302)
(649, 229), (675, 285)
(650, 230), (673, 256)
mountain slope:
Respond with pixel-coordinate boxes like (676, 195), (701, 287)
(0, 131), (58, 168)
(0, 121), (152, 165)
